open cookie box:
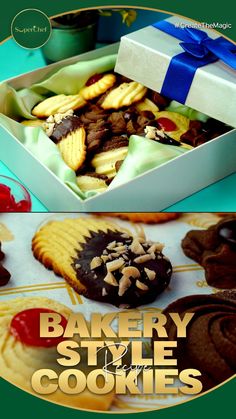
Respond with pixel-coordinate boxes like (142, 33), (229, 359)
(0, 42), (236, 212)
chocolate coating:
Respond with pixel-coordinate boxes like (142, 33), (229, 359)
(50, 115), (82, 143)
(182, 217), (236, 289)
(72, 230), (172, 308)
(153, 291), (236, 391)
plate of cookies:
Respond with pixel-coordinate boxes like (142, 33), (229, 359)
(0, 212), (235, 412)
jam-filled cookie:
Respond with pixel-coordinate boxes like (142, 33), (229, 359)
(32, 217), (172, 308)
(0, 297), (114, 411)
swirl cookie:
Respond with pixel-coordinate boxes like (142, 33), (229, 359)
(91, 146), (128, 179)
(101, 81), (147, 110)
(0, 297), (113, 410)
(80, 74), (116, 100)
(76, 175), (108, 193)
(153, 291), (236, 391)
(32, 217), (172, 308)
(182, 217), (236, 288)
(32, 94), (86, 117)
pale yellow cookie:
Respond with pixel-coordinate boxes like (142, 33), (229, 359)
(77, 175), (108, 193)
(157, 111), (190, 141)
(32, 94), (86, 117)
(57, 127), (86, 171)
(80, 74), (116, 100)
(0, 297), (114, 411)
(32, 217), (125, 294)
(91, 147), (128, 178)
(101, 81), (147, 109)
(21, 119), (45, 127)
(135, 98), (159, 117)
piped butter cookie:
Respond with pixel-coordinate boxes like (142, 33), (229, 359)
(57, 127), (86, 171)
(32, 94), (86, 117)
(77, 175), (108, 193)
(91, 146), (128, 179)
(101, 213), (180, 224)
(101, 81), (147, 110)
(32, 217), (172, 308)
(80, 74), (116, 100)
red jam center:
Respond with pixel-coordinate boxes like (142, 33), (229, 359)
(86, 73), (103, 86)
(10, 308), (67, 348)
(157, 117), (177, 132)
(0, 184), (31, 212)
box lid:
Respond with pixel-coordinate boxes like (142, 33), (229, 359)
(115, 16), (236, 127)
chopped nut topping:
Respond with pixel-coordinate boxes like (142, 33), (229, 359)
(130, 238), (146, 255)
(102, 287), (108, 296)
(90, 256), (102, 270)
(145, 125), (165, 139)
(135, 280), (149, 291)
(148, 243), (164, 253)
(43, 122), (55, 137)
(103, 249), (108, 255)
(121, 266), (140, 278)
(101, 255), (109, 263)
(106, 258), (125, 272)
(134, 254), (153, 263)
(121, 233), (129, 239)
(110, 252), (120, 258)
(74, 263), (81, 270)
(107, 241), (117, 250)
(144, 268), (156, 281)
(118, 276), (131, 296)
(113, 245), (127, 252)
(104, 271), (119, 286)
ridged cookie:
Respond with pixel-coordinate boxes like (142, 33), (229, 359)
(32, 217), (125, 294)
(101, 81), (147, 109)
(57, 127), (86, 171)
(32, 94), (86, 117)
(77, 175), (108, 193)
(101, 213), (181, 224)
(91, 147), (128, 178)
(80, 74), (116, 100)
(0, 297), (114, 411)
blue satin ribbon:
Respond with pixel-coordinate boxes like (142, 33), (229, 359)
(152, 21), (236, 103)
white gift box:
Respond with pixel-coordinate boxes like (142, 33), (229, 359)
(115, 16), (236, 127)
(0, 42), (236, 212)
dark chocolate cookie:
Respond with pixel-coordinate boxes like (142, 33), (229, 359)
(181, 217), (236, 288)
(152, 291), (236, 391)
(72, 230), (172, 308)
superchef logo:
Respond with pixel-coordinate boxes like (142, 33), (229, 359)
(11, 9), (51, 49)
(31, 312), (203, 396)
(14, 25), (48, 34)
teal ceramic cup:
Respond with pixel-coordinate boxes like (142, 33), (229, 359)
(41, 23), (97, 63)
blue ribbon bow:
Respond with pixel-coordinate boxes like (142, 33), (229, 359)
(152, 21), (236, 103)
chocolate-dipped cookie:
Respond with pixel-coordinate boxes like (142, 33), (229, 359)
(72, 230), (172, 308)
(181, 217), (236, 288)
(153, 291), (236, 391)
(32, 217), (172, 308)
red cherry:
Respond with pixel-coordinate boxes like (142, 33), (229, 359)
(16, 199), (31, 212)
(10, 308), (68, 348)
(86, 73), (103, 86)
(157, 117), (177, 132)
